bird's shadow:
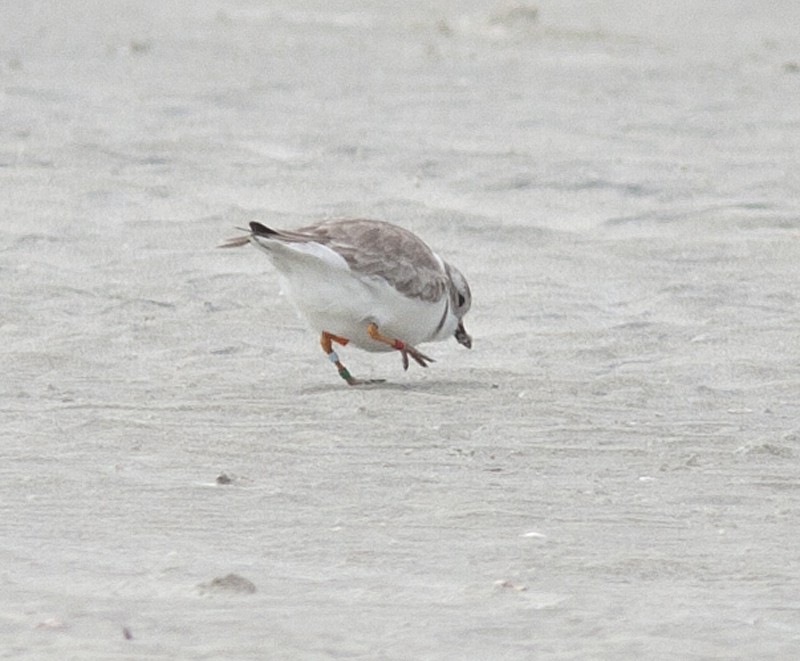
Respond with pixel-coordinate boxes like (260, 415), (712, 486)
(300, 378), (492, 396)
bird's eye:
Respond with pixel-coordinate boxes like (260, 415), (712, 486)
(457, 294), (466, 307)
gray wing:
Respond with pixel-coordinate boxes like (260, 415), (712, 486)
(282, 219), (449, 303)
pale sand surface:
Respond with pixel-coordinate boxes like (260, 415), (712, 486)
(2, 1), (800, 659)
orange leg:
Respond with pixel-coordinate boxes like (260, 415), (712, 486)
(320, 331), (359, 385)
(366, 322), (434, 371)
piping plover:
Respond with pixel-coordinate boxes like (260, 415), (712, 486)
(222, 218), (472, 385)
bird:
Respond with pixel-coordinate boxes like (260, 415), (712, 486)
(221, 218), (472, 385)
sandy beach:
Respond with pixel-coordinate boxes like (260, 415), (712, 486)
(2, 1), (799, 658)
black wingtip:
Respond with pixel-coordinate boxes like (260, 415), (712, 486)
(249, 221), (276, 236)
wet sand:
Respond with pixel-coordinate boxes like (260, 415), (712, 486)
(2, 1), (800, 658)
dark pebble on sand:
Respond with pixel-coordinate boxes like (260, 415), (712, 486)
(198, 573), (257, 595)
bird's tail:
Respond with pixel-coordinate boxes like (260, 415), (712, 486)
(218, 232), (250, 248)
(218, 222), (277, 248)
(249, 221), (277, 237)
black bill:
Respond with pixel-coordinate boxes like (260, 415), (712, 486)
(455, 321), (472, 349)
